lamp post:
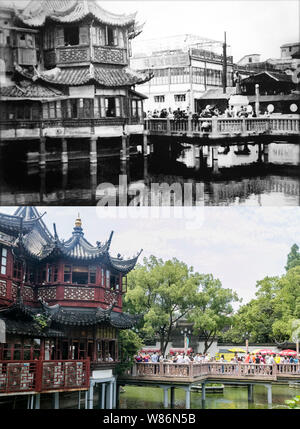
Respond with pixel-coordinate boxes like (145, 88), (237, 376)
(244, 331), (249, 354)
(181, 327), (191, 354)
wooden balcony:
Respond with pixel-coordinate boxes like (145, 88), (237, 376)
(53, 45), (127, 66)
(0, 358), (90, 396)
(0, 117), (144, 140)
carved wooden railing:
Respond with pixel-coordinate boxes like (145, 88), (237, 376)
(0, 358), (90, 395)
(125, 362), (300, 381)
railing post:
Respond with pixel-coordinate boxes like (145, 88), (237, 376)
(189, 361), (194, 378)
(211, 117), (218, 137)
(187, 115), (192, 134)
(166, 117), (171, 134)
(159, 361), (163, 376)
(35, 359), (43, 393)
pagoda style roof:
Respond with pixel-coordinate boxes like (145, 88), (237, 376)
(0, 210), (42, 237)
(42, 303), (138, 329)
(0, 79), (65, 100)
(13, 207), (55, 259)
(17, 0), (137, 28)
(33, 65), (152, 88)
(0, 297), (138, 331)
(0, 207), (141, 273)
(52, 225), (113, 260)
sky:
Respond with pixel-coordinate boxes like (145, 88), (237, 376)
(1, 206), (300, 309)
(3, 0), (299, 61)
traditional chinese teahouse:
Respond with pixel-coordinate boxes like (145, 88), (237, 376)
(0, 207), (141, 409)
(0, 0), (152, 165)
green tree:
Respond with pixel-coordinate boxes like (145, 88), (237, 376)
(116, 329), (143, 375)
(188, 274), (240, 353)
(222, 267), (300, 345)
(124, 256), (201, 356)
(285, 244), (300, 271)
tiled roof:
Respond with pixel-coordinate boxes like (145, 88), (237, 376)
(198, 87), (236, 100)
(17, 0), (136, 27)
(54, 226), (113, 260)
(109, 251), (142, 274)
(37, 65), (152, 87)
(0, 317), (64, 337)
(0, 80), (64, 99)
(0, 211), (40, 236)
(242, 71), (294, 84)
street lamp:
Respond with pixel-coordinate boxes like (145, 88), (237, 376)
(180, 327), (191, 354)
(244, 331), (249, 354)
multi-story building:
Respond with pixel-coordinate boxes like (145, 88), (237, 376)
(130, 34), (234, 113)
(0, 0), (152, 164)
(0, 206), (141, 408)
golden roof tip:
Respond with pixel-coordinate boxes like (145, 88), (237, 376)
(75, 213), (82, 228)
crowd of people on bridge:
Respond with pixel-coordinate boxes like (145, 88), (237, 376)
(146, 104), (260, 122)
(134, 350), (299, 365)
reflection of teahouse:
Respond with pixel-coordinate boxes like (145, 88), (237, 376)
(0, 206), (142, 408)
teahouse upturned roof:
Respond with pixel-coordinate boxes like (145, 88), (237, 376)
(16, 0), (137, 28)
(0, 80), (65, 100)
(0, 207), (141, 273)
(0, 210), (44, 237)
(0, 296), (139, 331)
(32, 65), (152, 88)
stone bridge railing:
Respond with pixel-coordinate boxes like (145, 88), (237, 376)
(144, 116), (300, 138)
(124, 362), (300, 381)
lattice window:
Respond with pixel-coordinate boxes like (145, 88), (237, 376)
(64, 287), (95, 301)
(0, 246), (7, 275)
(23, 286), (34, 301)
(38, 287), (57, 301)
(0, 280), (7, 297)
(11, 283), (18, 300)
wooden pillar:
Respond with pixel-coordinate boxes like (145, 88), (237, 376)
(35, 393), (40, 409)
(266, 384), (272, 405)
(170, 386), (175, 409)
(263, 144), (269, 163)
(39, 137), (46, 167)
(61, 138), (68, 164)
(212, 146), (219, 175)
(255, 84), (260, 117)
(248, 384), (253, 402)
(85, 390), (88, 409)
(121, 134), (127, 161)
(53, 392), (59, 409)
(30, 394), (34, 409)
(88, 383), (94, 409)
(202, 383), (206, 401)
(113, 380), (117, 409)
(90, 136), (97, 164)
(143, 132), (149, 157)
(185, 387), (191, 410)
(107, 381), (113, 409)
(101, 383), (106, 409)
(163, 386), (169, 408)
(78, 390), (81, 409)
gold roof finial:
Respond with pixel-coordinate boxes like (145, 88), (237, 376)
(75, 212), (82, 228)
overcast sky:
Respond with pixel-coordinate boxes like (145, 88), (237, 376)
(4, 0), (299, 61)
(1, 206), (300, 309)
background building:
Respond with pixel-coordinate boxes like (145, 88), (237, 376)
(130, 34), (234, 113)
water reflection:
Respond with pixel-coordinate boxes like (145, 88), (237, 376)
(119, 384), (300, 410)
(0, 141), (299, 206)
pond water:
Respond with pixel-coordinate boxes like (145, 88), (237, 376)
(0, 140), (299, 206)
(119, 384), (300, 409)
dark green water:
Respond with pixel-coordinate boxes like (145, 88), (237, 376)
(119, 384), (300, 409)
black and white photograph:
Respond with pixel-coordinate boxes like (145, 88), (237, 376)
(0, 0), (300, 417)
